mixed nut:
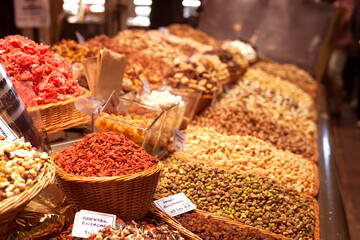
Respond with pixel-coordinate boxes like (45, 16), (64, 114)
(85, 34), (171, 88)
(51, 39), (98, 63)
(157, 158), (317, 240)
(181, 126), (318, 195)
(166, 24), (220, 47)
(219, 79), (317, 139)
(253, 61), (317, 98)
(167, 54), (223, 95)
(0, 137), (48, 200)
(193, 105), (317, 161)
(243, 68), (314, 110)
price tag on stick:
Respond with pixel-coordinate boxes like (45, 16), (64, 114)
(173, 128), (186, 152)
(71, 210), (116, 238)
(154, 193), (196, 217)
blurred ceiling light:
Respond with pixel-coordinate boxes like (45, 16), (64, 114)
(182, 0), (201, 7)
(90, 4), (105, 13)
(134, 0), (152, 5)
(135, 6), (151, 16)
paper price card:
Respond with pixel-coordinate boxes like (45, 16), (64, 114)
(0, 117), (18, 141)
(173, 128), (186, 152)
(71, 210), (116, 238)
(101, 90), (120, 114)
(154, 192), (196, 217)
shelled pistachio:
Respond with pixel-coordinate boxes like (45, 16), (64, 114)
(0, 137), (48, 201)
(158, 158), (317, 240)
(193, 105), (316, 161)
(181, 126), (318, 195)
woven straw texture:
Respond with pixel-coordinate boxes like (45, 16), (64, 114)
(50, 155), (162, 220)
(32, 89), (91, 134)
(0, 162), (55, 234)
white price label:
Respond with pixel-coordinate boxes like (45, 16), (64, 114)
(101, 90), (120, 114)
(142, 78), (151, 95)
(0, 117), (18, 141)
(154, 193), (196, 217)
(71, 210), (116, 238)
(173, 128), (185, 152)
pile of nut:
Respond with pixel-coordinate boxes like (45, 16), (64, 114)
(0, 137), (49, 200)
(181, 126), (318, 195)
(204, 47), (242, 80)
(166, 24), (220, 47)
(158, 158), (317, 239)
(243, 69), (314, 110)
(85, 35), (171, 88)
(148, 30), (213, 53)
(193, 105), (317, 161)
(219, 79), (316, 139)
(51, 39), (98, 63)
(253, 61), (317, 98)
(167, 54), (225, 95)
(175, 211), (279, 240)
(221, 40), (257, 63)
(112, 29), (187, 64)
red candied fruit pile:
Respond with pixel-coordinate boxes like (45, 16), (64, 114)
(0, 35), (84, 105)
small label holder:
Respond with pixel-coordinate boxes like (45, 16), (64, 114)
(154, 192), (196, 217)
(173, 128), (186, 152)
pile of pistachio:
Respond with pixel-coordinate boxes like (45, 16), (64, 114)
(0, 137), (48, 200)
(157, 158), (316, 240)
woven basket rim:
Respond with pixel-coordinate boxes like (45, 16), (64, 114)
(0, 161), (55, 215)
(50, 153), (163, 182)
(27, 87), (91, 111)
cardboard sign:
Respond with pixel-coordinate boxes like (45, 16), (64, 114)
(14, 0), (50, 28)
(173, 128), (185, 152)
(0, 116), (18, 141)
(154, 193), (196, 217)
(71, 210), (116, 238)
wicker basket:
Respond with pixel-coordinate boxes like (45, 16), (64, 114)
(32, 89), (91, 134)
(0, 162), (55, 235)
(50, 155), (162, 220)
